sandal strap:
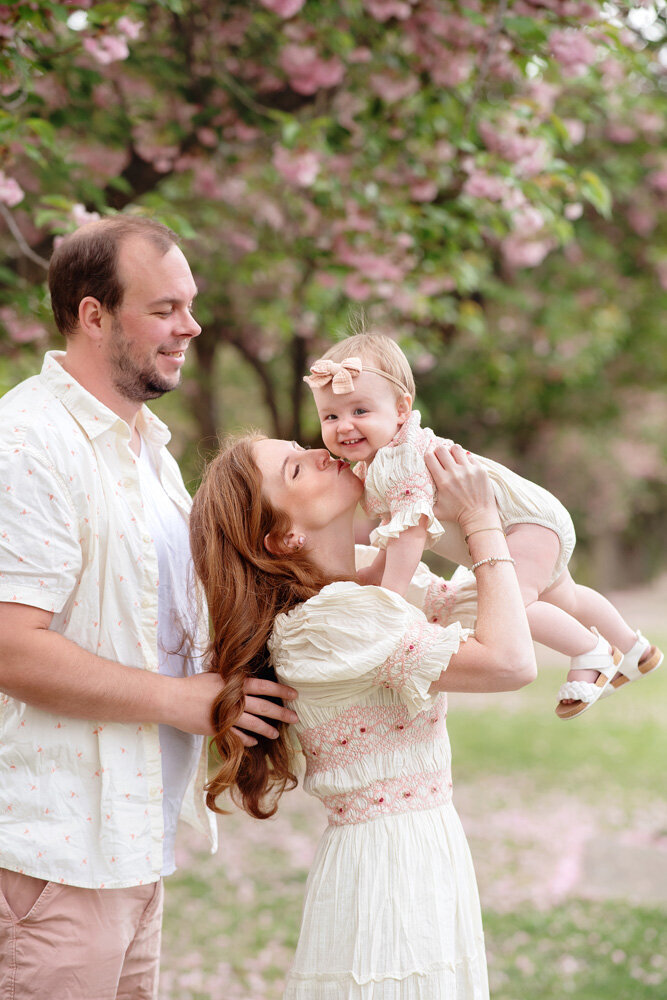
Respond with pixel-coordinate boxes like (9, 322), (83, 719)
(615, 630), (650, 682)
(569, 629), (621, 680)
(557, 679), (610, 704)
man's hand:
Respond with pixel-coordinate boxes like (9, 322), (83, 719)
(232, 676), (299, 747)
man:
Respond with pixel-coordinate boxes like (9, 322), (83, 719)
(0, 216), (297, 998)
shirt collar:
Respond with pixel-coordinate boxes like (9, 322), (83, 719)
(40, 350), (171, 447)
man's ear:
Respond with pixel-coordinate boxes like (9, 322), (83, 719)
(78, 297), (105, 343)
(263, 531), (305, 556)
(396, 394), (412, 425)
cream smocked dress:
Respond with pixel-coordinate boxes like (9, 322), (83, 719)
(357, 410), (576, 586)
(269, 549), (487, 1000)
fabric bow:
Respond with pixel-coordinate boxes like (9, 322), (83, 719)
(303, 357), (363, 394)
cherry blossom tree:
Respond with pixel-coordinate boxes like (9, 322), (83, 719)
(1, 0), (665, 579)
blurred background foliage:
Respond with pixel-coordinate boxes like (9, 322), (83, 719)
(0, 0), (666, 585)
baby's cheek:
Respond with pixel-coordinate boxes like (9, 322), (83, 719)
(321, 424), (337, 451)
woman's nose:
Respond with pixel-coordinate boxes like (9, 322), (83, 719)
(315, 449), (332, 468)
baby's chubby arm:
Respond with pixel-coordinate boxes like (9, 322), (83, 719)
(380, 516), (429, 596)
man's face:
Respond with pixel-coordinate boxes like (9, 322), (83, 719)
(106, 238), (201, 403)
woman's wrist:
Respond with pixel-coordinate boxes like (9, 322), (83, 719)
(457, 505), (502, 538)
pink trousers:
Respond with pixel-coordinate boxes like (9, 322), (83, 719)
(0, 868), (163, 1000)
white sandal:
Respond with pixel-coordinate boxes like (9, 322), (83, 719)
(555, 628), (623, 720)
(599, 629), (664, 699)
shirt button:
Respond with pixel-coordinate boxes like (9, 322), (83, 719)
(141, 597), (151, 609)
(143, 535), (151, 544)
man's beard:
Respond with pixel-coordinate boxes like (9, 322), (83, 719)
(109, 316), (177, 403)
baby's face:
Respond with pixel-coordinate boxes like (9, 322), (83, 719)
(312, 370), (410, 464)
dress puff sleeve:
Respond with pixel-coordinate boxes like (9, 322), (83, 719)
(268, 580), (470, 718)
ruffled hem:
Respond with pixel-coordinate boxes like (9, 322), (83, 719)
(370, 503), (445, 550)
(283, 953), (489, 999)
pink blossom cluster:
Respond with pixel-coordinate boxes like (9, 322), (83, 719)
(335, 242), (407, 281)
(260, 0), (306, 16)
(549, 29), (597, 77)
(478, 118), (549, 177)
(648, 169), (667, 194)
(501, 233), (555, 270)
(404, 15), (476, 88)
(364, 0), (414, 21)
(462, 170), (508, 202)
(81, 17), (142, 65)
(83, 34), (130, 65)
(280, 45), (345, 95)
(513, 0), (598, 17)
(369, 71), (419, 104)
(0, 171), (24, 207)
(0, 307), (47, 344)
(71, 203), (100, 228)
(272, 145), (321, 187)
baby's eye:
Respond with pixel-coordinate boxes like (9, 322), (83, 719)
(322, 414), (336, 422)
(353, 408), (368, 416)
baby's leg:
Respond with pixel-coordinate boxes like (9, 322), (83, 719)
(541, 571), (637, 653)
(505, 524), (599, 657)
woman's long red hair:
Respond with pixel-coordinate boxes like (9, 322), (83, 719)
(189, 434), (339, 818)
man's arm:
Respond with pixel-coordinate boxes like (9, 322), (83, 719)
(0, 602), (297, 743)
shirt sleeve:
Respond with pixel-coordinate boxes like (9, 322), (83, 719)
(364, 444), (445, 550)
(269, 581), (469, 717)
(0, 446), (82, 613)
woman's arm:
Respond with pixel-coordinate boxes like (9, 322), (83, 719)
(425, 445), (536, 693)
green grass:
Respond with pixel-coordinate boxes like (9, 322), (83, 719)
(448, 640), (667, 800)
(485, 902), (667, 999)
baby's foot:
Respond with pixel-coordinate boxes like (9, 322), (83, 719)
(559, 630), (612, 705)
(555, 629), (622, 719)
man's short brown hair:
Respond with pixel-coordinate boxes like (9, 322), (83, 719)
(48, 216), (179, 335)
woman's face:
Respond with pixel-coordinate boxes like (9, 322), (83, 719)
(253, 439), (363, 533)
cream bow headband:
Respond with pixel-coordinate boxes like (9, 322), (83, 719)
(303, 356), (410, 396)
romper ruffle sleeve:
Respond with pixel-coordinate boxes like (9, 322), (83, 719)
(269, 580), (470, 719)
(359, 410), (447, 551)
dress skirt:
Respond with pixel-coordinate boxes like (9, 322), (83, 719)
(283, 802), (489, 1000)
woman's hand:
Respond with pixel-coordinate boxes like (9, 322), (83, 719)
(425, 443), (500, 536)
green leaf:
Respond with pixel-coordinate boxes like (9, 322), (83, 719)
(580, 170), (612, 220)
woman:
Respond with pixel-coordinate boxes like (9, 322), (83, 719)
(189, 436), (536, 999)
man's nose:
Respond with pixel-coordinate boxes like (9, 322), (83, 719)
(177, 309), (201, 338)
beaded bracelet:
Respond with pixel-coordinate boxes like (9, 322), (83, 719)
(471, 556), (516, 572)
(464, 526), (505, 543)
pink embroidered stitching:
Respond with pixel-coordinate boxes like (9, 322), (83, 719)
(423, 577), (457, 625)
(299, 702), (446, 775)
(323, 769), (453, 826)
(373, 621), (442, 690)
(384, 469), (435, 517)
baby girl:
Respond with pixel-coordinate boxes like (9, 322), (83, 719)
(304, 332), (662, 720)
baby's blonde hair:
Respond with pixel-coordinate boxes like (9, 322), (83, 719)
(317, 333), (416, 403)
